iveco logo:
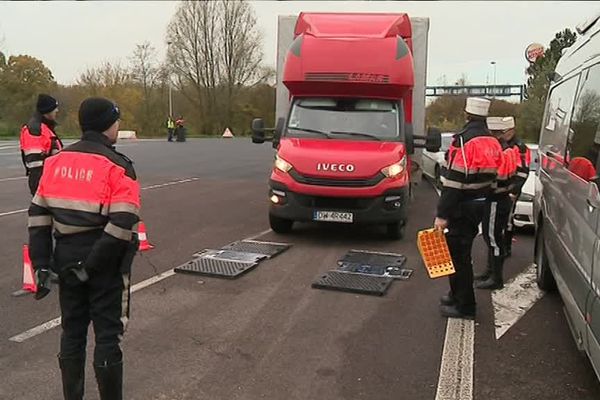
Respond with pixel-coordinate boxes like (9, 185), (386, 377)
(316, 163), (355, 172)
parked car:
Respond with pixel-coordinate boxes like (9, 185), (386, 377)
(512, 144), (538, 229)
(533, 12), (600, 381)
(421, 132), (454, 188)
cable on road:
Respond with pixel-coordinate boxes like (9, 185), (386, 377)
(138, 252), (169, 294)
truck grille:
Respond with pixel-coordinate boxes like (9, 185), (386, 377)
(290, 170), (384, 187)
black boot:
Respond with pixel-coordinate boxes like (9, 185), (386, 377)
(58, 356), (85, 400)
(475, 256), (504, 290)
(94, 361), (123, 400)
(440, 295), (455, 306)
(440, 291), (456, 305)
(439, 304), (475, 320)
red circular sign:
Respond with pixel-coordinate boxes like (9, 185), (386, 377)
(525, 43), (545, 63)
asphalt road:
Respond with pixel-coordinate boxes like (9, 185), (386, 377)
(1, 138), (599, 400)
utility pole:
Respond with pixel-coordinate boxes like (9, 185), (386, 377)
(167, 41), (173, 117)
(490, 61), (497, 99)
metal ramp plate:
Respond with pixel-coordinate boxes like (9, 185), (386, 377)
(192, 249), (267, 263)
(174, 257), (258, 279)
(339, 250), (407, 268)
(312, 271), (393, 296)
(221, 240), (291, 258)
(337, 262), (413, 281)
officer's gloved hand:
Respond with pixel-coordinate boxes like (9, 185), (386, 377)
(60, 261), (90, 287)
(34, 268), (52, 300)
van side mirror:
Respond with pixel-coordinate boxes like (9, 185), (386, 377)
(251, 118), (266, 144)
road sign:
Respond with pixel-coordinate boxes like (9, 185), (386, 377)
(525, 43), (545, 63)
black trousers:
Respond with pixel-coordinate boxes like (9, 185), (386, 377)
(446, 200), (485, 314)
(505, 196), (518, 244)
(482, 195), (512, 258)
(167, 128), (174, 141)
(59, 266), (130, 365)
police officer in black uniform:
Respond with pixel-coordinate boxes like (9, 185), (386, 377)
(29, 97), (140, 400)
(435, 97), (503, 319)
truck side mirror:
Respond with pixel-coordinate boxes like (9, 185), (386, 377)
(272, 118), (285, 149)
(251, 118), (266, 144)
(404, 123), (414, 154)
(425, 127), (442, 152)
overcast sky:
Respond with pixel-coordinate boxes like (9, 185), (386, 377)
(0, 1), (595, 87)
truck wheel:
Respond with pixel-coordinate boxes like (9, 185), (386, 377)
(269, 214), (293, 234)
(535, 224), (556, 291)
(386, 222), (405, 240)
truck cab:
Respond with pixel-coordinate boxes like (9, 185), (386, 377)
(252, 13), (439, 239)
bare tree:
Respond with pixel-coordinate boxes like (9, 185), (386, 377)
(130, 42), (159, 99)
(77, 62), (132, 93)
(166, 0), (266, 133)
(218, 0), (264, 122)
(130, 42), (161, 132)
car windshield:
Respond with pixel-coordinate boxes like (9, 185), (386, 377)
(287, 98), (400, 141)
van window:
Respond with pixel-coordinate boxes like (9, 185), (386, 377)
(567, 65), (600, 181)
(540, 76), (580, 158)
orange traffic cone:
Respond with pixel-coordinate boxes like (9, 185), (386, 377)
(137, 221), (154, 251)
(22, 245), (37, 293)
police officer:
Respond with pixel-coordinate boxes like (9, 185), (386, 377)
(28, 97), (140, 400)
(503, 120), (531, 256)
(20, 94), (63, 195)
(166, 116), (175, 142)
(435, 97), (503, 319)
(475, 117), (518, 290)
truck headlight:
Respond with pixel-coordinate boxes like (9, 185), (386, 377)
(274, 154), (293, 173)
(381, 157), (406, 178)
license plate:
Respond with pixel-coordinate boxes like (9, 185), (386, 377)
(313, 211), (353, 223)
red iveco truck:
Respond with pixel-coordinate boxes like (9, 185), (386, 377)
(252, 12), (439, 239)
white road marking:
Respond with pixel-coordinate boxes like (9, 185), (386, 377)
(130, 268), (176, 292)
(0, 176), (27, 182)
(8, 228), (273, 342)
(0, 208), (28, 217)
(9, 318), (62, 343)
(0, 177), (202, 218)
(140, 177), (200, 191)
(492, 264), (544, 340)
(245, 229), (273, 240)
(432, 178), (475, 400)
(435, 318), (475, 400)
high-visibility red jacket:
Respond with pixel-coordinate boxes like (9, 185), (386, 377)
(20, 113), (63, 195)
(493, 140), (518, 197)
(28, 131), (140, 272)
(438, 120), (503, 219)
(507, 137), (531, 195)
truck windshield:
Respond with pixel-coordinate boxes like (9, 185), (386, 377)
(287, 98), (401, 141)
